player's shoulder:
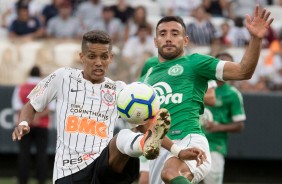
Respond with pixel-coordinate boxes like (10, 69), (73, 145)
(104, 77), (126, 91)
(187, 53), (215, 61)
(54, 67), (81, 78)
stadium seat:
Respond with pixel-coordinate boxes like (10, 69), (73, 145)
(0, 40), (18, 66)
(225, 47), (245, 62)
(187, 46), (211, 55)
(18, 41), (43, 71)
(53, 42), (80, 67)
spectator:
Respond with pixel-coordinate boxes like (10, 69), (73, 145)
(11, 66), (53, 184)
(88, 6), (122, 45)
(75, 0), (103, 32)
(226, 17), (250, 47)
(167, 0), (202, 16)
(110, 0), (134, 25)
(203, 0), (233, 18)
(262, 26), (278, 48)
(187, 6), (219, 46)
(1, 0), (42, 28)
(46, 0), (82, 39)
(41, 0), (64, 26)
(219, 21), (232, 47)
(259, 40), (282, 90)
(122, 24), (157, 82)
(8, 4), (44, 40)
(123, 5), (153, 42)
(230, 0), (267, 19)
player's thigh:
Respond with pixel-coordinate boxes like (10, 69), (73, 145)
(177, 134), (212, 184)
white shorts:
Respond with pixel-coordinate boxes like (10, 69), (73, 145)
(203, 151), (225, 184)
(139, 155), (150, 172)
(149, 134), (211, 184)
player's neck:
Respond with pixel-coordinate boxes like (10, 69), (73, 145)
(158, 53), (185, 62)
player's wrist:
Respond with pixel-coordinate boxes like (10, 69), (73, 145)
(18, 121), (29, 126)
(170, 144), (181, 158)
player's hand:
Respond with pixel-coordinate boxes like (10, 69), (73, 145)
(246, 5), (273, 39)
(178, 147), (207, 167)
(12, 125), (30, 141)
(205, 121), (219, 132)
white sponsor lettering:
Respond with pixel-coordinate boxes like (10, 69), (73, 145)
(153, 82), (183, 104)
(0, 108), (16, 129)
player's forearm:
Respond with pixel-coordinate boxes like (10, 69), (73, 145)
(239, 36), (262, 80)
(17, 102), (37, 125)
(161, 136), (173, 151)
(216, 121), (244, 132)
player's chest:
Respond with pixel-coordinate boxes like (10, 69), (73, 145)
(60, 81), (118, 108)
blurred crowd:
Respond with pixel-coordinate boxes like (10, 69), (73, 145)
(1, 0), (282, 92)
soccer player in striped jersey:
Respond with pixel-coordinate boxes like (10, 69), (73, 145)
(12, 30), (207, 184)
(139, 5), (273, 184)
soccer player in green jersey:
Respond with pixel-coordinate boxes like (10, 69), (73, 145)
(139, 5), (273, 184)
(203, 53), (245, 184)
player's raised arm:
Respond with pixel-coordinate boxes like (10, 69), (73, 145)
(222, 5), (274, 81)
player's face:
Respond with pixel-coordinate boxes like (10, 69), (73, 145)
(80, 43), (112, 84)
(154, 21), (189, 62)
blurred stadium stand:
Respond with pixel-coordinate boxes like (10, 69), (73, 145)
(0, 0), (282, 183)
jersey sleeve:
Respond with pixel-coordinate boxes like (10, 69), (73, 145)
(28, 68), (64, 112)
(230, 87), (246, 122)
(192, 54), (226, 81)
(116, 80), (127, 96)
(208, 80), (217, 89)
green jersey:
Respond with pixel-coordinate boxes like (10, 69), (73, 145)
(205, 83), (246, 155)
(139, 54), (221, 140)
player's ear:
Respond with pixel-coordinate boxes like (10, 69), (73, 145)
(79, 52), (83, 63)
(184, 35), (189, 47)
(154, 38), (157, 48)
(109, 52), (114, 63)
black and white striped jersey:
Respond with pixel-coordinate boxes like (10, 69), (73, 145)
(28, 67), (126, 182)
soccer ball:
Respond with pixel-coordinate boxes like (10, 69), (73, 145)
(199, 108), (213, 127)
(117, 82), (160, 125)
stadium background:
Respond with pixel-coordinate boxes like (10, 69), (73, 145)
(0, 0), (282, 183)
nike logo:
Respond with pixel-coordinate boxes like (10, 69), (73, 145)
(71, 88), (83, 92)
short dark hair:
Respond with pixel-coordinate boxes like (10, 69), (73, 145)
(81, 30), (112, 53)
(156, 16), (186, 33)
(30, 66), (41, 77)
(215, 52), (234, 61)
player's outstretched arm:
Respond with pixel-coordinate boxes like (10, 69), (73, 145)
(12, 102), (36, 141)
(223, 5), (274, 81)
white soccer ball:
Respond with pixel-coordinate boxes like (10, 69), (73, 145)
(117, 82), (160, 125)
(199, 108), (213, 127)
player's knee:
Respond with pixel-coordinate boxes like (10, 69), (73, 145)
(161, 167), (178, 182)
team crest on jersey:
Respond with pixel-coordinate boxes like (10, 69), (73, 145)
(102, 89), (116, 106)
(168, 64), (183, 76)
